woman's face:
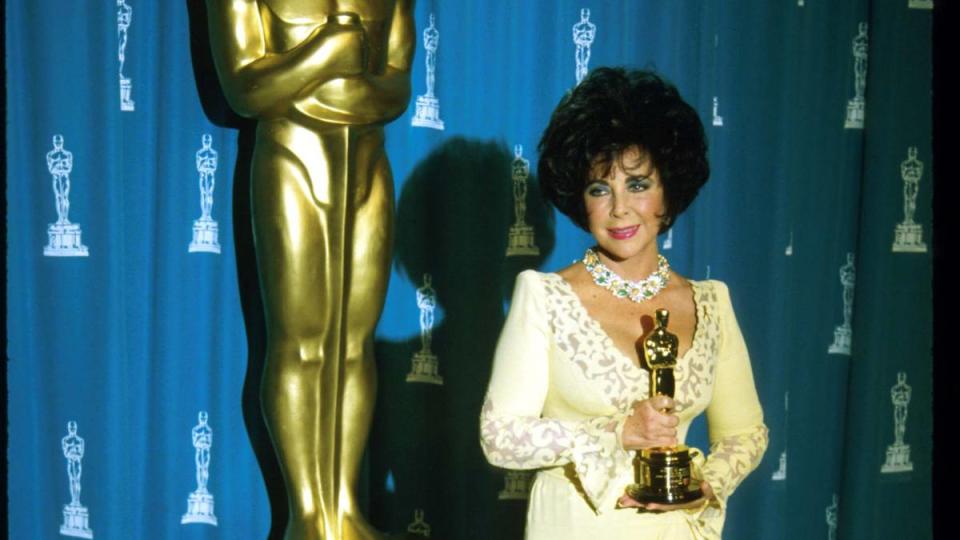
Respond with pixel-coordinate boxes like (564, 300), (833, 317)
(583, 145), (665, 264)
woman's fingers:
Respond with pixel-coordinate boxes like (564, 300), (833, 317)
(621, 397), (681, 449)
(640, 401), (679, 432)
(622, 483), (712, 512)
(643, 423), (676, 441)
(642, 396), (677, 417)
(699, 481), (715, 500)
(641, 497), (705, 511)
(622, 429), (677, 449)
(641, 394), (675, 412)
(617, 492), (707, 512)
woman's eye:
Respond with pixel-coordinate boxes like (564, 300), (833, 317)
(627, 179), (649, 192)
(586, 183), (609, 197)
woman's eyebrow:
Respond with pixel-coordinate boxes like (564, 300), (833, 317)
(586, 178), (611, 185)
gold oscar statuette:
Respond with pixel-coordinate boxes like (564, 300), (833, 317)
(626, 309), (704, 504)
(206, 1), (415, 538)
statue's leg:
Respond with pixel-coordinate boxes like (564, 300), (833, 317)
(201, 175), (211, 217)
(338, 132), (392, 540)
(54, 176), (69, 223)
(252, 124), (352, 540)
(52, 178), (59, 215)
(69, 461), (81, 503)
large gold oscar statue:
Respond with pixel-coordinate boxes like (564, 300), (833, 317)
(205, 1), (415, 538)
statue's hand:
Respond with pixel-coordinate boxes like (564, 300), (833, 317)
(307, 18), (367, 78)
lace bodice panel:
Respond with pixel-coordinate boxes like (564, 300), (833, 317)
(480, 270), (767, 517)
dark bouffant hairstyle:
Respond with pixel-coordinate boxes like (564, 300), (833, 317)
(537, 67), (709, 233)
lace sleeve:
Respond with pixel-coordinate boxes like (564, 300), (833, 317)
(699, 282), (769, 509)
(479, 271), (631, 511)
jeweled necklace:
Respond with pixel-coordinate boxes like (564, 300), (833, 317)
(582, 248), (670, 303)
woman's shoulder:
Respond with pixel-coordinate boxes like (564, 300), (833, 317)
(506, 270), (567, 319)
(510, 269), (551, 298)
(516, 260), (586, 284)
(514, 268), (549, 285)
(681, 276), (730, 296)
(512, 265), (585, 303)
(685, 278), (737, 317)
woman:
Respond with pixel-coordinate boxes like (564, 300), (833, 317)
(480, 68), (767, 539)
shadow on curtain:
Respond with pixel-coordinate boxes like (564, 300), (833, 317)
(370, 137), (555, 538)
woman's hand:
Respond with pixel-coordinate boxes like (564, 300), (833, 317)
(617, 481), (715, 512)
(620, 396), (679, 450)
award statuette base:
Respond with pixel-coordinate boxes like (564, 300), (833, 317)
(507, 225), (540, 257)
(189, 218), (222, 254)
(45, 222), (89, 257)
(406, 351), (444, 385)
(880, 443), (913, 473)
(892, 223), (927, 253)
(498, 470), (534, 500)
(844, 98), (864, 129)
(60, 503), (94, 539)
(181, 490), (219, 526)
(626, 445), (703, 505)
(828, 326), (851, 355)
(120, 76), (135, 112)
(411, 95), (444, 130)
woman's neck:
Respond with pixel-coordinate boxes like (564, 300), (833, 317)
(594, 246), (662, 282)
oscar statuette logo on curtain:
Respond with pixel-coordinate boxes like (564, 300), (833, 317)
(411, 14), (445, 130)
(182, 411), (218, 526)
(712, 96), (725, 127)
(826, 494), (839, 540)
(827, 253), (855, 356)
(406, 509), (432, 538)
(44, 135), (89, 257)
(117, 0), (135, 111)
(189, 134), (222, 254)
(891, 147), (927, 253)
(843, 23), (868, 129)
(406, 274), (444, 385)
(771, 392), (787, 481)
(572, 8), (596, 85)
(506, 145), (539, 257)
(880, 373), (913, 474)
(710, 30), (724, 127)
(60, 421), (93, 539)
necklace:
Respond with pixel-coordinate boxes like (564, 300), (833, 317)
(582, 248), (670, 303)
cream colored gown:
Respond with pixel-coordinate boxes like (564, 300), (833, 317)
(480, 271), (768, 539)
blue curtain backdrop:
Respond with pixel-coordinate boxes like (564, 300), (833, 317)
(7, 1), (933, 539)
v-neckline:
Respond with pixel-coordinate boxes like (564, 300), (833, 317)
(548, 273), (704, 373)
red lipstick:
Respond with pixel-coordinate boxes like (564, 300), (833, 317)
(607, 226), (638, 240)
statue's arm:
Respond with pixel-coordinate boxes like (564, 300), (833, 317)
(288, 0), (415, 124)
(205, 0), (366, 119)
(369, 0), (416, 118)
(386, 0), (416, 75)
